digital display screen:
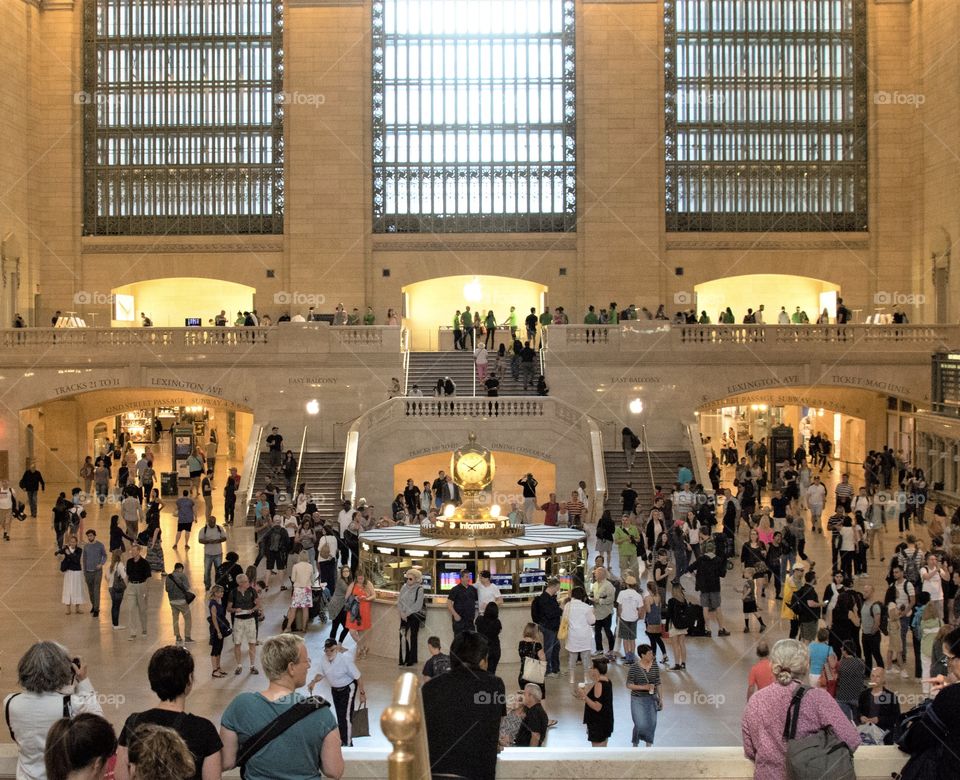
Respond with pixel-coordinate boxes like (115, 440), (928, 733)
(184, 318), (202, 327)
(490, 573), (513, 589)
(520, 569), (546, 588)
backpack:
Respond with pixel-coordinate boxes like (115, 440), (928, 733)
(878, 601), (889, 636)
(268, 527), (284, 553)
(783, 686), (856, 780)
(892, 697), (951, 780)
(629, 433), (640, 449)
(318, 538), (331, 560)
(902, 550), (922, 584)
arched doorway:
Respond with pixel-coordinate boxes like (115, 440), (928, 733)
(402, 275), (548, 350)
(111, 278), (255, 327)
(694, 274), (840, 324)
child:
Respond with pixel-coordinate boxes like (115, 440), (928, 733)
(885, 601), (902, 676)
(740, 568), (767, 633)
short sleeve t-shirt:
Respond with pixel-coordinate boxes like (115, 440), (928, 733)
(119, 710), (222, 780)
(808, 642), (834, 676)
(514, 702), (549, 746)
(617, 588), (643, 622)
(220, 692), (337, 780)
(422, 653), (451, 678)
(748, 659), (775, 692)
(449, 583), (478, 622)
(475, 582), (501, 612)
(176, 497), (194, 523)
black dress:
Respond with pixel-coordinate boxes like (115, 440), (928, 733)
(518, 639), (545, 699)
(583, 679), (614, 744)
(475, 615), (502, 674)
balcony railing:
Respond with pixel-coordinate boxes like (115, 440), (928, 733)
(0, 324), (402, 353)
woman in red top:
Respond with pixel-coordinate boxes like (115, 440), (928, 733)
(345, 572), (376, 659)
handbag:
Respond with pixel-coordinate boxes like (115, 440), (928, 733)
(108, 568), (126, 597)
(414, 586), (427, 623)
(351, 702), (370, 738)
(558, 611), (569, 642)
(521, 656), (546, 684)
(208, 613), (232, 637)
(170, 575), (197, 604)
(783, 686), (855, 780)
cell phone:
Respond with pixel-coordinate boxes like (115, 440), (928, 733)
(72, 657), (81, 668)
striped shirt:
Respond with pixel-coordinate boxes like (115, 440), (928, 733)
(835, 483), (854, 501)
(627, 661), (661, 698)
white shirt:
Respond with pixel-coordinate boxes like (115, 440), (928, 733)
(317, 648), (361, 689)
(921, 566), (943, 601)
(805, 483), (826, 508)
(893, 580), (915, 610)
(337, 509), (354, 536)
(0, 487), (13, 510)
(778, 311), (790, 324)
(198, 524), (226, 554)
(291, 560), (315, 589)
(475, 581), (501, 613)
(616, 588), (644, 622)
(852, 495), (870, 516)
(5, 680), (103, 780)
(563, 598), (596, 653)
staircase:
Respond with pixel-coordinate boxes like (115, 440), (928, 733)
(245, 451), (344, 521)
(603, 450), (694, 517)
(406, 351), (541, 396)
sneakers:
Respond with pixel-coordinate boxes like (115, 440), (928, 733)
(184, 637), (194, 643)
(113, 625), (125, 630)
(717, 628), (731, 637)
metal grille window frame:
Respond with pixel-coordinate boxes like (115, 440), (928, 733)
(82, 0), (284, 236)
(664, 0), (868, 233)
(372, 0), (577, 234)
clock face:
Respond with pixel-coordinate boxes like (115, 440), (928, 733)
(455, 451), (489, 486)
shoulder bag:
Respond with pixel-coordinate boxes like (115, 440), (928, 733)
(170, 576), (197, 604)
(783, 686), (855, 780)
(237, 696), (330, 779)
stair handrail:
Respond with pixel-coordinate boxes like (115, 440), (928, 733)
(641, 424), (656, 500)
(683, 420), (711, 494)
(589, 421), (606, 524)
(382, 672), (430, 780)
(401, 327), (411, 394)
(341, 429), (360, 507)
(239, 423), (265, 523)
(292, 425), (308, 504)
(472, 347), (477, 397)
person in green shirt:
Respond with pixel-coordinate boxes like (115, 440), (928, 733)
(584, 305), (599, 324)
(363, 307), (376, 325)
(453, 310), (464, 350)
(233, 311), (245, 326)
(613, 517), (640, 577)
(539, 309), (552, 329)
(698, 310), (711, 324)
(609, 303), (619, 324)
(484, 310), (497, 349)
(506, 306), (518, 339)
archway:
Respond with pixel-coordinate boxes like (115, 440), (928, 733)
(111, 277), (255, 327)
(694, 274), (840, 323)
(402, 275), (548, 350)
(19, 388), (254, 485)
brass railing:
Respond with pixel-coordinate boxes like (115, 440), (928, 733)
(381, 672), (430, 780)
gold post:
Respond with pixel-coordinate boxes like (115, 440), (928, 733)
(381, 672), (430, 780)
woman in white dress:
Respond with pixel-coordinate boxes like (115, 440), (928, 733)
(58, 535), (88, 614)
(563, 586), (597, 685)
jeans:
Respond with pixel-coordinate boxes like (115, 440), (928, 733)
(862, 631), (884, 673)
(521, 362), (535, 388)
(540, 625), (561, 673)
(630, 694), (658, 746)
(203, 554), (222, 590)
(26, 491), (38, 517)
(141, 482), (153, 504)
(110, 590), (123, 626)
(170, 601), (192, 641)
(83, 570), (102, 614)
(224, 498), (235, 525)
(95, 482), (108, 506)
(899, 615), (911, 663)
(594, 614), (614, 652)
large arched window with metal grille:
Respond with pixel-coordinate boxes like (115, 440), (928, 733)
(372, 0), (577, 233)
(82, 0), (284, 235)
(664, 0), (867, 232)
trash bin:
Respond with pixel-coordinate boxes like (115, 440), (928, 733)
(161, 472), (178, 497)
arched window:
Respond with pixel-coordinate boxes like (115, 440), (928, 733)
(372, 0), (577, 233)
(82, 0), (284, 235)
(664, 0), (867, 232)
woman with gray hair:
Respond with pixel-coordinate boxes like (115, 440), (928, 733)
(4, 641), (103, 780)
(397, 568), (425, 667)
(741, 638), (859, 780)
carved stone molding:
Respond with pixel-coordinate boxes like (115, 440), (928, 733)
(666, 233), (871, 251)
(372, 235), (578, 253)
(288, 0), (362, 5)
(83, 238), (284, 255)
(41, 0), (74, 9)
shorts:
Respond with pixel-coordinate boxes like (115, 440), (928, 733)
(291, 587), (313, 609)
(596, 539), (613, 555)
(266, 552), (284, 571)
(700, 591), (721, 611)
(619, 619), (638, 640)
(177, 523), (193, 533)
(232, 616), (257, 646)
(189, 470), (202, 479)
(799, 621), (818, 642)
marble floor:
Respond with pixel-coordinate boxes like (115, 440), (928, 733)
(0, 459), (929, 752)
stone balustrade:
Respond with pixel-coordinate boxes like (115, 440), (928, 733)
(0, 323), (402, 355)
